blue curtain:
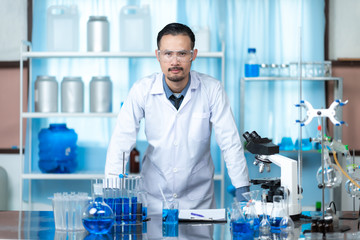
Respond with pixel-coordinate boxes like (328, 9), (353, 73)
(29, 0), (325, 207)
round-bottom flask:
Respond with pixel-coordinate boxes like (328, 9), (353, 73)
(82, 179), (114, 234)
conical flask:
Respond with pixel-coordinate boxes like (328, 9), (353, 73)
(259, 190), (271, 240)
(242, 190), (260, 238)
(270, 195), (286, 233)
(82, 179), (115, 234)
(279, 188), (295, 239)
(230, 201), (252, 239)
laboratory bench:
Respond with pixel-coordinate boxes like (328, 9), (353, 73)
(0, 211), (359, 239)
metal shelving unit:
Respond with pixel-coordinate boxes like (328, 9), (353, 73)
(19, 41), (226, 210)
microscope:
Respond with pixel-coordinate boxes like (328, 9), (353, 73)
(243, 131), (302, 219)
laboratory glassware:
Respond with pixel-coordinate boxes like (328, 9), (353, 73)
(38, 123), (77, 173)
(52, 192), (89, 231)
(242, 190), (260, 236)
(34, 76), (58, 112)
(316, 148), (342, 188)
(269, 195), (286, 234)
(279, 188), (295, 239)
(82, 179), (114, 234)
(230, 201), (252, 240)
(259, 190), (271, 240)
(244, 48), (259, 77)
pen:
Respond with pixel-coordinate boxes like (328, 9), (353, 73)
(191, 212), (205, 218)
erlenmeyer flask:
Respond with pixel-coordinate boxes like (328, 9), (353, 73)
(242, 190), (260, 238)
(316, 149), (342, 188)
(230, 201), (252, 240)
(279, 188), (295, 239)
(259, 190), (271, 240)
(270, 195), (286, 234)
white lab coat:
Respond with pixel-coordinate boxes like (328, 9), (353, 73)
(105, 70), (249, 215)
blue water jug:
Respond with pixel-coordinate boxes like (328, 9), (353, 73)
(38, 123), (78, 173)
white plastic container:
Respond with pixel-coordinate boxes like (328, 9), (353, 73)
(61, 77), (84, 113)
(119, 5), (151, 52)
(35, 76), (58, 112)
(47, 5), (79, 51)
(193, 27), (210, 52)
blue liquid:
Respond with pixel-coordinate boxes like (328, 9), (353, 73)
(114, 198), (122, 224)
(123, 198), (130, 223)
(82, 218), (114, 234)
(270, 217), (282, 233)
(131, 196), (138, 221)
(105, 197), (114, 212)
(245, 64), (260, 77)
(162, 209), (179, 223)
(231, 221), (253, 240)
(142, 207), (147, 221)
(162, 222), (178, 237)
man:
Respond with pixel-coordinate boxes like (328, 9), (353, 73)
(105, 23), (250, 214)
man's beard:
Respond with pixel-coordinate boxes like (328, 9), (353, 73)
(167, 67), (185, 82)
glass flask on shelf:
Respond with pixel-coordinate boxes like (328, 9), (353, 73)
(82, 179), (114, 234)
(316, 148), (342, 188)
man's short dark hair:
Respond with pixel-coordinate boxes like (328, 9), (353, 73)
(157, 23), (195, 49)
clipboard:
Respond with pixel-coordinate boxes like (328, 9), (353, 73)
(179, 209), (227, 223)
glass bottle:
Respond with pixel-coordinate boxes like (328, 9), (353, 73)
(82, 179), (114, 234)
(325, 218), (334, 233)
(269, 195), (286, 234)
(310, 219), (318, 232)
(130, 147), (140, 173)
(244, 48), (260, 77)
(317, 219), (325, 234)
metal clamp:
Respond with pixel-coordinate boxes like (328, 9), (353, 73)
(295, 99), (348, 126)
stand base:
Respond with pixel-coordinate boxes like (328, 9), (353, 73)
(339, 211), (359, 220)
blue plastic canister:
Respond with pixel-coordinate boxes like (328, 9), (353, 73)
(38, 123), (78, 173)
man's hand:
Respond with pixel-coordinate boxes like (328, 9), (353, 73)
(235, 186), (250, 202)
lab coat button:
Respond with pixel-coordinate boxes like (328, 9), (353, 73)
(174, 141), (178, 146)
(173, 168), (178, 173)
(173, 193), (177, 198)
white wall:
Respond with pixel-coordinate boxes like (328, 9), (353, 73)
(0, 154), (21, 210)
